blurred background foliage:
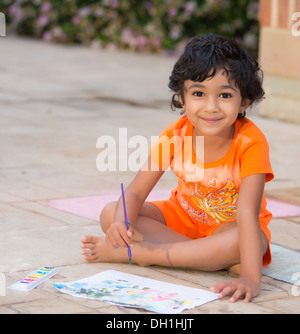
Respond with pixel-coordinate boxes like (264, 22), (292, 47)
(0, 0), (260, 57)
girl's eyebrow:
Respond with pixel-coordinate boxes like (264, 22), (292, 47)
(186, 83), (237, 92)
(220, 85), (237, 92)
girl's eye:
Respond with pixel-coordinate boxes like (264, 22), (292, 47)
(193, 91), (204, 97)
(220, 93), (232, 99)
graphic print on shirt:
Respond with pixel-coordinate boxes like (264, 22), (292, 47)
(180, 179), (239, 225)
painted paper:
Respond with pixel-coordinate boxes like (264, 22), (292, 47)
(53, 270), (217, 314)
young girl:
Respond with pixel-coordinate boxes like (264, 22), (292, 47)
(81, 33), (274, 303)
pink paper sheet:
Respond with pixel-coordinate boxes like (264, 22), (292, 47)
(46, 190), (300, 221)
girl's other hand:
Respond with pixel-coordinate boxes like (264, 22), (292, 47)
(210, 277), (260, 303)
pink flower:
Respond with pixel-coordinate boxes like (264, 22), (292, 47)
(78, 7), (91, 17)
(184, 1), (196, 16)
(152, 38), (161, 48)
(8, 4), (18, 15)
(136, 34), (148, 51)
(53, 27), (67, 41)
(8, 4), (23, 23)
(121, 28), (134, 44)
(110, 0), (119, 8)
(144, 2), (153, 11)
(72, 16), (80, 25)
(37, 15), (48, 27)
(42, 31), (52, 41)
(168, 8), (178, 17)
(41, 2), (51, 12)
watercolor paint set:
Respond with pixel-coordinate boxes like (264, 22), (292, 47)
(9, 266), (59, 291)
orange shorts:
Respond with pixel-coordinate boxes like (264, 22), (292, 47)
(150, 194), (272, 267)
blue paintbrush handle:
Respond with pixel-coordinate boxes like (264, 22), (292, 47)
(121, 183), (132, 264)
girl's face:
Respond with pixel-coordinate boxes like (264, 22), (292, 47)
(180, 70), (249, 138)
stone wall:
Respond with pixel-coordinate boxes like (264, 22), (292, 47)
(258, 0), (300, 122)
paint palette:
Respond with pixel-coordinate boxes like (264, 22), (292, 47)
(9, 266), (59, 291)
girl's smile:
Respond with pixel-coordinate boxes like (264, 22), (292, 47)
(200, 117), (223, 124)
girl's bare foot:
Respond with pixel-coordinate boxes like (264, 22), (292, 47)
(80, 235), (129, 263)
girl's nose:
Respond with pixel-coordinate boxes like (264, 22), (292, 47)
(204, 96), (219, 113)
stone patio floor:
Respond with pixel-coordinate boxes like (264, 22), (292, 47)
(0, 36), (299, 315)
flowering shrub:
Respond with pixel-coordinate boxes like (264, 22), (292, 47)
(0, 0), (260, 56)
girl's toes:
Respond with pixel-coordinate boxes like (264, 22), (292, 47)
(81, 242), (96, 250)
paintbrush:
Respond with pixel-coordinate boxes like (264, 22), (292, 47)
(121, 183), (132, 264)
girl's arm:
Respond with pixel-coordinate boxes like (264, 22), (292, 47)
(237, 173), (266, 286)
(105, 156), (165, 249)
(212, 173), (266, 302)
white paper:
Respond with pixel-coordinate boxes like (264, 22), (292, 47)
(53, 270), (217, 314)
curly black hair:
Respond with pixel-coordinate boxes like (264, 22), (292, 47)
(168, 33), (265, 118)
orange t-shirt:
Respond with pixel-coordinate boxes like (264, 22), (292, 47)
(150, 115), (274, 229)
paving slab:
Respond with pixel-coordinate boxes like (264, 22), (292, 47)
(0, 36), (299, 314)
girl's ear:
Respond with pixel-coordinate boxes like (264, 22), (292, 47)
(241, 98), (251, 110)
(238, 99), (251, 118)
